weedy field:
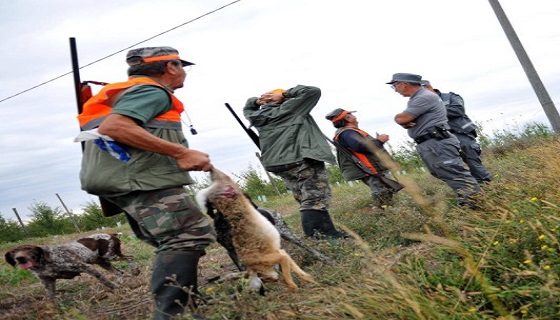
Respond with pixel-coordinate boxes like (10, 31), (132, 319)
(1, 137), (559, 320)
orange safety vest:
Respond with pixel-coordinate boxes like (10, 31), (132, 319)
(78, 77), (184, 131)
(334, 128), (378, 175)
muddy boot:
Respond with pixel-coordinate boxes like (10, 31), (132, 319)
(151, 250), (204, 320)
(301, 210), (349, 239)
(377, 191), (395, 208)
(371, 195), (384, 209)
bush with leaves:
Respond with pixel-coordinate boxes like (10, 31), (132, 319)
(487, 122), (556, 158)
(233, 164), (286, 199)
(77, 201), (128, 231)
(390, 140), (425, 173)
(25, 201), (75, 237)
(0, 213), (26, 243)
(326, 163), (345, 185)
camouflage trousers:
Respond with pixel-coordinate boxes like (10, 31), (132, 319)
(270, 159), (332, 211)
(108, 187), (216, 253)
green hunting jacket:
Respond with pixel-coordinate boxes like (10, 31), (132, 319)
(243, 85), (335, 169)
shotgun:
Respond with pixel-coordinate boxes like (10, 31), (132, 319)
(70, 37), (123, 217)
(224, 103), (260, 149)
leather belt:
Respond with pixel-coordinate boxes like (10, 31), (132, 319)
(414, 133), (435, 144)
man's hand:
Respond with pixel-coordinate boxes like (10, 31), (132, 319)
(174, 149), (212, 172)
(99, 114), (212, 171)
(256, 91), (286, 105)
(394, 113), (416, 128)
(400, 122), (416, 128)
(376, 133), (390, 143)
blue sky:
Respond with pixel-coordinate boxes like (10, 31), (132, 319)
(1, 0), (559, 220)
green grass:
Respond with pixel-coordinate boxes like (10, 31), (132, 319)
(1, 135), (559, 319)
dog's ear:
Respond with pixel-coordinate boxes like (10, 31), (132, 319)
(78, 238), (99, 252)
(36, 246), (50, 264)
(96, 239), (110, 257)
(4, 250), (16, 267)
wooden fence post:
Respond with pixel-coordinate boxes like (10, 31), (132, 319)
(56, 193), (81, 233)
(12, 208), (29, 236)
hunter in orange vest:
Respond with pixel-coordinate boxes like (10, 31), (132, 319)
(78, 77), (184, 131)
(326, 108), (398, 209)
(77, 46), (215, 320)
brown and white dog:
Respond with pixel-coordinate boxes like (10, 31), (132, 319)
(196, 167), (315, 292)
(4, 233), (138, 301)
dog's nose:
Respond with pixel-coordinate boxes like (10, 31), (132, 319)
(15, 257), (29, 264)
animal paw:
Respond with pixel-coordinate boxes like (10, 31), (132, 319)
(248, 276), (263, 291)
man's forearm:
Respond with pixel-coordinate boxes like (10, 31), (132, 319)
(98, 114), (187, 158)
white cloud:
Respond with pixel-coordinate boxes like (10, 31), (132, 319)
(1, 0), (559, 220)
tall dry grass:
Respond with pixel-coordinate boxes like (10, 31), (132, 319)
(1, 138), (558, 319)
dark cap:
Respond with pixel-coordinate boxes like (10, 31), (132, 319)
(325, 108), (356, 122)
(126, 46), (194, 67)
(420, 80), (431, 86)
(386, 73), (422, 85)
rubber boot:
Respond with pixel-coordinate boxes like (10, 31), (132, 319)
(301, 210), (349, 239)
(151, 250), (203, 320)
(301, 210), (321, 237)
(375, 191), (395, 208)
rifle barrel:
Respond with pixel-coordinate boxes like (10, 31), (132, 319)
(69, 38), (82, 114)
(225, 103), (249, 130)
(225, 103), (260, 149)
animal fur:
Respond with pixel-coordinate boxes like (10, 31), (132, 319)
(4, 233), (138, 301)
(207, 196), (333, 273)
(196, 167), (315, 292)
(256, 207), (334, 263)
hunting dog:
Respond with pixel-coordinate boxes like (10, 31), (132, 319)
(196, 167), (315, 292)
(4, 233), (138, 301)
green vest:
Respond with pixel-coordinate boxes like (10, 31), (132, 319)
(334, 127), (388, 181)
(80, 128), (194, 197)
(79, 86), (193, 197)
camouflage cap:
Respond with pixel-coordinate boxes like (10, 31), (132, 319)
(126, 46), (195, 67)
(325, 108), (356, 122)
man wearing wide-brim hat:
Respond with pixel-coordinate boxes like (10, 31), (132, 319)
(387, 73), (481, 208)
